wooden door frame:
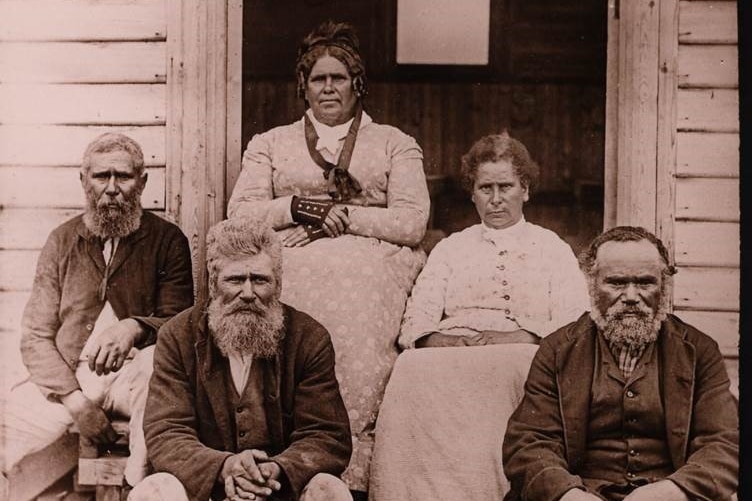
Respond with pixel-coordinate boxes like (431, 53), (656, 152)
(604, 0), (679, 256)
(168, 0), (683, 298)
(165, 0), (243, 302)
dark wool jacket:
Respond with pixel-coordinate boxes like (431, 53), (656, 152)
(144, 303), (352, 501)
(20, 211), (194, 400)
(502, 313), (738, 501)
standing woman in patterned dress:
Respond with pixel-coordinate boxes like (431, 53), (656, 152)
(227, 20), (430, 498)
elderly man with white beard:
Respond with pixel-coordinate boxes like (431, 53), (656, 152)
(130, 217), (353, 501)
(502, 226), (738, 501)
(1, 133), (194, 486)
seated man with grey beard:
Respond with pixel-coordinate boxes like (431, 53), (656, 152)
(502, 226), (738, 501)
(130, 217), (353, 501)
(1, 133), (194, 486)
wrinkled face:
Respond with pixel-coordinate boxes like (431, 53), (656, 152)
(593, 240), (664, 319)
(472, 160), (529, 229)
(82, 150), (145, 208)
(215, 252), (278, 313)
(305, 55), (358, 126)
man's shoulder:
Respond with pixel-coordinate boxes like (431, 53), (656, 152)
(663, 314), (722, 351)
(48, 213), (85, 239)
(140, 211), (187, 239)
(540, 313), (594, 349)
(284, 304), (328, 334)
(282, 304), (332, 347)
(160, 305), (203, 342)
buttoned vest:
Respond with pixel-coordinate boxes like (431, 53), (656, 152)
(579, 337), (674, 490)
(228, 361), (271, 451)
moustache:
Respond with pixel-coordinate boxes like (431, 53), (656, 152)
(223, 298), (267, 315)
(606, 303), (653, 319)
(97, 197), (126, 210)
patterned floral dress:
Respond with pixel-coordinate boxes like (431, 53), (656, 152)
(227, 113), (430, 490)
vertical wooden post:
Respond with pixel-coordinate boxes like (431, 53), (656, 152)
(614, 0), (661, 231)
(655, 0), (679, 268)
(166, 0), (244, 303)
(603, 0), (620, 230)
(604, 0), (679, 238)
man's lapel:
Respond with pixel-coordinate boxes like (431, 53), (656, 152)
(109, 214), (149, 277)
(195, 323), (234, 450)
(658, 317), (694, 468)
(557, 318), (597, 470)
(78, 221), (106, 274)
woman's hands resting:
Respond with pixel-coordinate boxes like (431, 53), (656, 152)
(283, 205), (350, 247)
(415, 329), (540, 348)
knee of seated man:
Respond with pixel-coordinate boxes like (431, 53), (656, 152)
(300, 473), (353, 501)
(128, 472), (188, 501)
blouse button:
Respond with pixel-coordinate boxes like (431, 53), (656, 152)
(626, 390), (635, 398)
(238, 431), (246, 438)
(86, 324), (93, 331)
(502, 280), (508, 286)
(504, 309), (511, 315)
(503, 295), (510, 300)
(498, 265), (506, 271)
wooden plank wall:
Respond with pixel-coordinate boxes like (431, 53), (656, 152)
(0, 0), (168, 389)
(671, 1), (739, 361)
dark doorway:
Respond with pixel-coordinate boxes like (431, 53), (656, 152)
(241, 0), (606, 253)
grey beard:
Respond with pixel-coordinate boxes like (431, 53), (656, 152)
(83, 189), (143, 239)
(208, 296), (285, 359)
(589, 281), (669, 350)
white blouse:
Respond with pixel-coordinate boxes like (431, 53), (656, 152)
(399, 220), (590, 349)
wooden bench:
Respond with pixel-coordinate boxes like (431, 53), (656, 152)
(75, 420), (130, 501)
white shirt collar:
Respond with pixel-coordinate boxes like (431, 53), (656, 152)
(481, 217), (527, 245)
(227, 351), (253, 394)
(306, 109), (372, 158)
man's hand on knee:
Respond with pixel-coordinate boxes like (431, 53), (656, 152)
(60, 390), (117, 444)
(83, 319), (145, 375)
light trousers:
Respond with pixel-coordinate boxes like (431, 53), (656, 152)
(129, 471), (354, 501)
(1, 346), (154, 485)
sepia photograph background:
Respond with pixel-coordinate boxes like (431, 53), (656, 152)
(0, 0), (743, 498)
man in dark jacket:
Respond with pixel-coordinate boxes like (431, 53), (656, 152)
(502, 226), (738, 501)
(1, 133), (194, 485)
(131, 217), (352, 501)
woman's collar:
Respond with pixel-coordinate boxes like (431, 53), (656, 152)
(481, 217), (527, 242)
(305, 108), (372, 135)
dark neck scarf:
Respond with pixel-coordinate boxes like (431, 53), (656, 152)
(304, 105), (363, 202)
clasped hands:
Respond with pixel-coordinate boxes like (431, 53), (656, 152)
(221, 449), (282, 501)
(283, 205), (350, 247)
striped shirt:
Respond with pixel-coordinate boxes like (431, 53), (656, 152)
(607, 340), (651, 379)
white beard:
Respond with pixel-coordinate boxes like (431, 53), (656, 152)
(207, 295), (285, 359)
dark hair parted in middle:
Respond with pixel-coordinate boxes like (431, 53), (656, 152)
(460, 132), (540, 194)
(295, 20), (367, 100)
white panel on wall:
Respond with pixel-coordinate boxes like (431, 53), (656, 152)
(396, 0), (490, 65)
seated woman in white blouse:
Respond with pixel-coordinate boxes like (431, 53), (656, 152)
(399, 132), (588, 350)
(370, 133), (589, 501)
